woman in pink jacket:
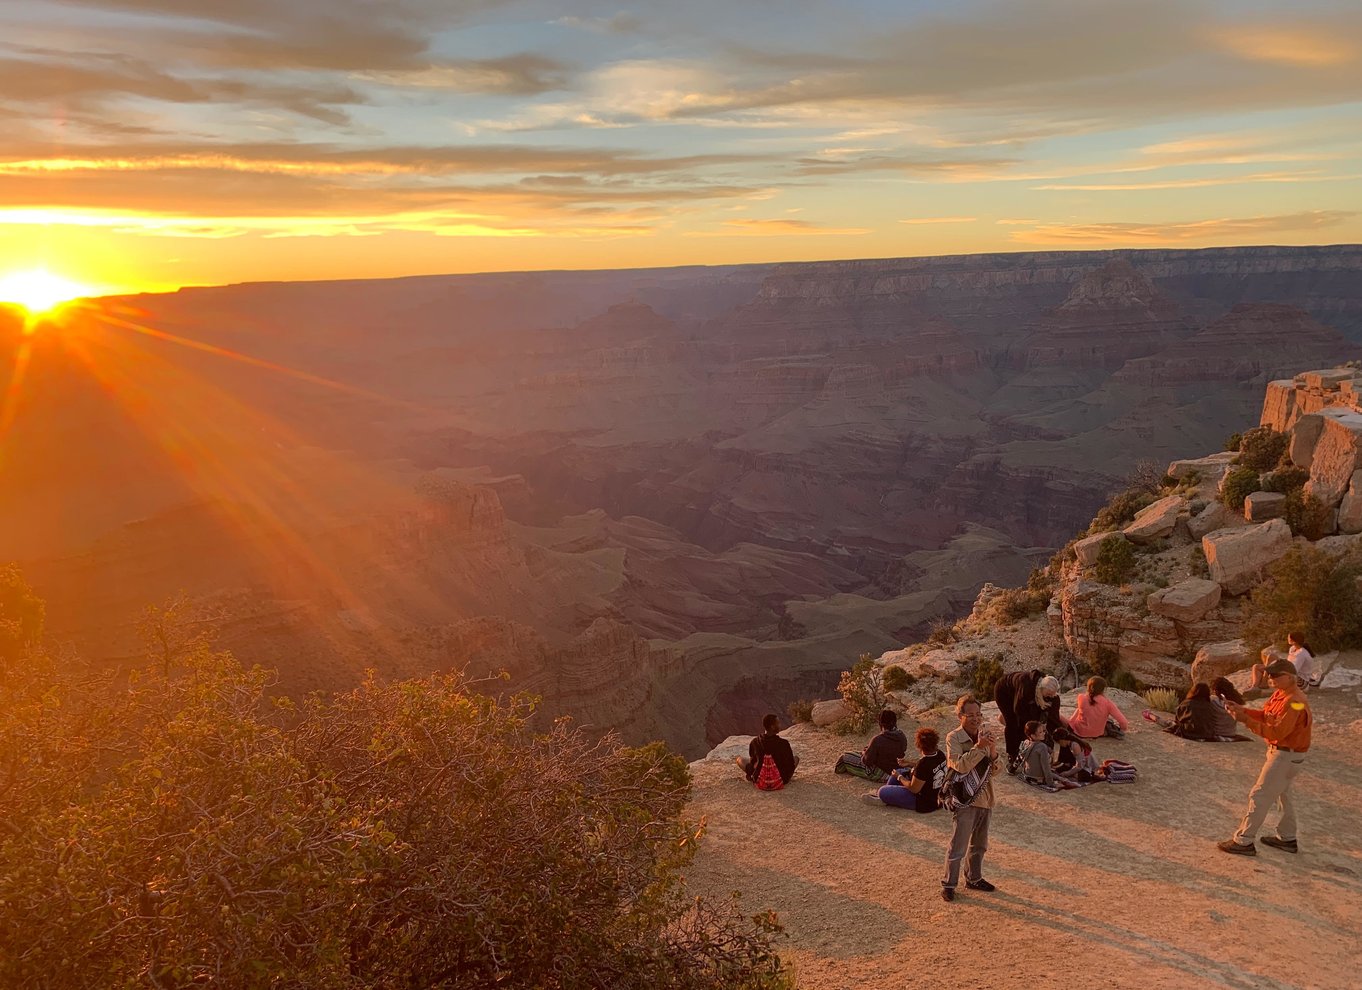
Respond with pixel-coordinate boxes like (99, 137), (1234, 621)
(1069, 676), (1129, 740)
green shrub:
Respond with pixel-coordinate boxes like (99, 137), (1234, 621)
(1090, 646), (1120, 679)
(787, 698), (815, 723)
(1261, 465), (1309, 494)
(1235, 427), (1289, 471)
(1111, 669), (1140, 692)
(971, 652), (1006, 701)
(1220, 466), (1260, 510)
(1093, 538), (1136, 585)
(836, 654), (888, 733)
(0, 647), (792, 989)
(1090, 489), (1156, 533)
(881, 665), (915, 692)
(1143, 687), (1180, 713)
(0, 564), (44, 663)
(1226, 432), (1243, 452)
(1283, 490), (1333, 539)
(981, 586), (1046, 626)
(1243, 544), (1362, 653)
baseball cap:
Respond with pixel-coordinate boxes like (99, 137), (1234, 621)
(1264, 659), (1297, 677)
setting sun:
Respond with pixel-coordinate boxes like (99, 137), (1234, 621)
(0, 268), (96, 315)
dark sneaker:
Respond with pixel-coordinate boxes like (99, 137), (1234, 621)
(940, 886), (955, 902)
(965, 878), (996, 892)
(1217, 839), (1257, 856)
(1006, 757), (1020, 776)
(1261, 836), (1298, 854)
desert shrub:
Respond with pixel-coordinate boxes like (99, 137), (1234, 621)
(1261, 465), (1309, 495)
(926, 618), (957, 646)
(0, 640), (791, 989)
(1283, 490), (1334, 540)
(1090, 646), (1120, 679)
(1187, 543), (1210, 578)
(1125, 458), (1163, 494)
(1242, 544), (1362, 653)
(881, 665), (915, 692)
(0, 564), (44, 663)
(1159, 474), (1178, 490)
(1143, 687), (1179, 713)
(971, 652), (1006, 700)
(836, 654), (888, 733)
(1090, 489), (1156, 533)
(1226, 432), (1243, 452)
(787, 698), (815, 723)
(1111, 668), (1140, 692)
(981, 586), (1037, 625)
(1093, 538), (1136, 585)
(1235, 427), (1289, 472)
(1026, 565), (1057, 600)
(1220, 466), (1260, 510)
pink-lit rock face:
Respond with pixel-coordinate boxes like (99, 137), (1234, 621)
(1148, 578), (1222, 624)
(1202, 519), (1293, 595)
(1306, 410), (1362, 506)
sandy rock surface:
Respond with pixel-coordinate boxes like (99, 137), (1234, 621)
(687, 686), (1362, 989)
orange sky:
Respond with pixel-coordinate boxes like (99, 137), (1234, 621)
(2, 0), (1361, 295)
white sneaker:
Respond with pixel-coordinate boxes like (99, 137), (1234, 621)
(860, 792), (884, 806)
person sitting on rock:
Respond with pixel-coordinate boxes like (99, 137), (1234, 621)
(1052, 727), (1099, 781)
(1019, 720), (1079, 790)
(835, 709), (908, 782)
(869, 727), (947, 811)
(1068, 676), (1129, 740)
(1249, 631), (1316, 696)
(994, 670), (1069, 774)
(736, 713), (799, 788)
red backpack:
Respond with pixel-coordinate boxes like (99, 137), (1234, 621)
(754, 754), (785, 791)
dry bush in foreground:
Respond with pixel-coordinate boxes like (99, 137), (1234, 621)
(0, 588), (791, 989)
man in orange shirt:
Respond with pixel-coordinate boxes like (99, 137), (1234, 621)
(1217, 659), (1312, 856)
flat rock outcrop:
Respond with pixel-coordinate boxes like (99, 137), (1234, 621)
(1123, 495), (1183, 543)
(1148, 578), (1222, 623)
(1190, 638), (1253, 684)
(1202, 519), (1293, 595)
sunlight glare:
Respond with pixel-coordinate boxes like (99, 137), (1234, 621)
(0, 268), (95, 316)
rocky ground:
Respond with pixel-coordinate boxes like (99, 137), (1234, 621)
(685, 667), (1362, 990)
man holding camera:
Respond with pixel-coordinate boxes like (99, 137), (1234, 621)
(1217, 658), (1312, 856)
(940, 694), (998, 901)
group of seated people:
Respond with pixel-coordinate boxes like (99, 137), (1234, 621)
(1144, 677), (1247, 740)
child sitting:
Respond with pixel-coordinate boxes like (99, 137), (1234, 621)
(1019, 720), (1080, 790)
(1052, 727), (1099, 782)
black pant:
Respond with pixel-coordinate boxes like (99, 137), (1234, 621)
(994, 680), (1025, 761)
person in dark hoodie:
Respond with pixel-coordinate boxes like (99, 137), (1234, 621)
(835, 709), (908, 782)
(1145, 682), (1220, 739)
(994, 669), (1069, 774)
(736, 713), (799, 786)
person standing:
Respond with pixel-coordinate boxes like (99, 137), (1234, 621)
(941, 694), (997, 901)
(1217, 659), (1312, 856)
(994, 669), (1068, 773)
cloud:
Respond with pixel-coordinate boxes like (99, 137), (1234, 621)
(356, 55), (573, 95)
(683, 218), (871, 236)
(1212, 25), (1359, 67)
(1033, 171), (1362, 191)
(554, 13), (642, 35)
(898, 216), (977, 224)
(1008, 209), (1358, 246)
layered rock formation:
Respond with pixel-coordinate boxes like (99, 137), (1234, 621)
(6, 248), (1362, 755)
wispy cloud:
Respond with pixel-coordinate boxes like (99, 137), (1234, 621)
(1009, 209), (1357, 246)
(898, 216), (977, 224)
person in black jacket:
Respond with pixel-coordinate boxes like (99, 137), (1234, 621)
(736, 713), (799, 785)
(1170, 682), (1220, 740)
(994, 669), (1068, 774)
(835, 709), (909, 781)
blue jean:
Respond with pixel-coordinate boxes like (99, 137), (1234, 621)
(877, 784), (918, 809)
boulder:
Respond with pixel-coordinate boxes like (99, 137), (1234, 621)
(1188, 500), (1230, 539)
(1123, 495), (1183, 544)
(1147, 578), (1222, 623)
(1202, 518), (1292, 595)
(1301, 368), (1354, 390)
(701, 734), (756, 763)
(1304, 409), (1362, 506)
(1317, 533), (1362, 557)
(1243, 491), (1286, 522)
(811, 699), (847, 728)
(1288, 413), (1326, 469)
(1167, 452), (1236, 483)
(916, 650), (962, 680)
(1190, 639), (1253, 683)
(1338, 471), (1362, 534)
(1074, 531), (1125, 567)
